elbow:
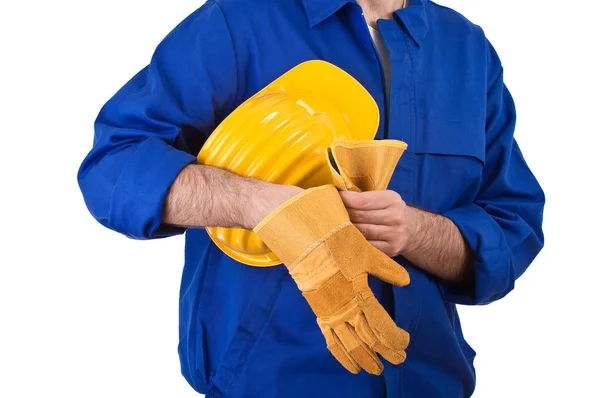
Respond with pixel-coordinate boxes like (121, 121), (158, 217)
(472, 248), (516, 305)
(77, 151), (121, 235)
(78, 163), (163, 240)
(77, 119), (154, 239)
(77, 134), (193, 240)
(474, 230), (544, 305)
(513, 229), (544, 279)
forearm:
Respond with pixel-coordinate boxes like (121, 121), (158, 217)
(163, 164), (301, 230)
(403, 207), (474, 283)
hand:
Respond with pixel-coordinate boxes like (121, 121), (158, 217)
(339, 190), (416, 257)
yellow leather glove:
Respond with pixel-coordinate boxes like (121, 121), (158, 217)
(254, 140), (410, 375)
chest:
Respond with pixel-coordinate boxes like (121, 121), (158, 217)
(239, 9), (488, 212)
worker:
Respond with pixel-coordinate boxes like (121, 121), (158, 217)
(78, 0), (545, 396)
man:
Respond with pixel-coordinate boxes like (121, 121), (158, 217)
(78, 0), (545, 396)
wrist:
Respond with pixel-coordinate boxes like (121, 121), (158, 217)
(245, 182), (303, 229)
(402, 206), (423, 255)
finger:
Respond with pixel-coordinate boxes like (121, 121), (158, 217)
(339, 190), (399, 210)
(322, 326), (361, 374)
(354, 312), (407, 365)
(360, 294), (410, 353)
(354, 223), (392, 241)
(335, 323), (384, 375)
(347, 209), (396, 225)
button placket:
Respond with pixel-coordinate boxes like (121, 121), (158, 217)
(379, 21), (416, 204)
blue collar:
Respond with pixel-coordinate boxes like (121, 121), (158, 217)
(301, 0), (430, 45)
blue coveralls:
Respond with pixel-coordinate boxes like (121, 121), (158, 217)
(78, 0), (545, 396)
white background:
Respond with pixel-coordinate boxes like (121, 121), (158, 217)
(1, 0), (598, 397)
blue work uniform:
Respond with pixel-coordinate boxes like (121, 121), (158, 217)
(78, 0), (545, 396)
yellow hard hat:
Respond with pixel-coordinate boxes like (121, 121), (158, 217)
(197, 60), (379, 266)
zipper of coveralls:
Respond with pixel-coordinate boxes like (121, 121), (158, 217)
(359, 13), (389, 140)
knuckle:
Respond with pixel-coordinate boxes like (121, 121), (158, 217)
(391, 191), (406, 207)
(387, 190), (401, 201)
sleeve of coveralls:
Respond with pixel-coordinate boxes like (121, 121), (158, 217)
(438, 41), (545, 305)
(77, 1), (238, 239)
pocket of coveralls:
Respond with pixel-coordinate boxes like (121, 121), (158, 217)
(411, 116), (486, 212)
(415, 86), (486, 162)
(412, 120), (485, 164)
(210, 268), (287, 396)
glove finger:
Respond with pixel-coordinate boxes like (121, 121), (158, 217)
(361, 294), (410, 353)
(321, 324), (360, 374)
(354, 312), (407, 365)
(367, 253), (410, 287)
(334, 322), (383, 375)
(338, 226), (409, 287)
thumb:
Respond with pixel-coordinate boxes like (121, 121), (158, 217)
(367, 249), (410, 287)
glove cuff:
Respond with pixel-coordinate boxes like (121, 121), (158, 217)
(327, 139), (407, 192)
(253, 185), (350, 266)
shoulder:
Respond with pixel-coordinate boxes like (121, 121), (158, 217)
(427, 1), (486, 40)
(428, 2), (505, 89)
(159, 0), (294, 45)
